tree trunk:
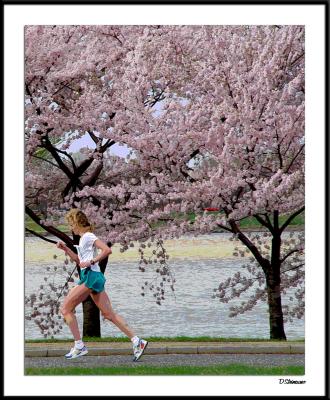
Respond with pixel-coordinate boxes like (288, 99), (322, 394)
(266, 212), (287, 340)
(82, 297), (101, 337)
(229, 217), (288, 340)
(266, 269), (287, 340)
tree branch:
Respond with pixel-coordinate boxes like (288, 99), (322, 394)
(61, 140), (114, 198)
(25, 206), (75, 249)
(88, 131), (100, 145)
(52, 147), (77, 173)
(280, 248), (303, 264)
(25, 228), (57, 244)
(42, 136), (74, 179)
(32, 154), (61, 170)
(228, 219), (270, 271)
(275, 124), (283, 169)
(253, 214), (275, 235)
(285, 144), (305, 173)
(279, 207), (304, 234)
(281, 263), (305, 273)
(83, 161), (104, 187)
(216, 223), (233, 233)
(290, 52), (304, 67)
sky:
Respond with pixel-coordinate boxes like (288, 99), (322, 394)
(67, 133), (130, 158)
(66, 95), (167, 158)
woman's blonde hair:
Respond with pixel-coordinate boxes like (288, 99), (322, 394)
(65, 209), (95, 232)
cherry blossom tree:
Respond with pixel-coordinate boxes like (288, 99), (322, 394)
(25, 25), (304, 340)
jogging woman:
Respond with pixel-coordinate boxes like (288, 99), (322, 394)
(56, 208), (148, 361)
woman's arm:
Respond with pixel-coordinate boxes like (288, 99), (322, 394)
(79, 239), (112, 268)
(92, 239), (112, 264)
(56, 241), (79, 264)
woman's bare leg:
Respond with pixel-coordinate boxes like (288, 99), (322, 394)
(90, 291), (135, 338)
(60, 284), (92, 341)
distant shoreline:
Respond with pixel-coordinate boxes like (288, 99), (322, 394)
(25, 225), (304, 238)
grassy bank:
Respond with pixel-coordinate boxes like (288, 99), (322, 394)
(235, 213), (304, 229)
(25, 217), (68, 235)
(25, 336), (305, 344)
(187, 212), (304, 228)
(25, 364), (305, 376)
(25, 212), (304, 235)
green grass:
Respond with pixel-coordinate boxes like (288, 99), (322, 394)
(25, 216), (69, 234)
(25, 212), (304, 235)
(25, 336), (305, 344)
(25, 364), (305, 376)
(187, 212), (304, 229)
(237, 214), (304, 229)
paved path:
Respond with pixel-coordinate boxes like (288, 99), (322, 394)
(25, 341), (305, 357)
(25, 353), (304, 369)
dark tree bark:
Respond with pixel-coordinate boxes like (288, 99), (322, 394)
(82, 298), (101, 338)
(226, 213), (288, 340)
(265, 269), (287, 340)
(266, 211), (286, 340)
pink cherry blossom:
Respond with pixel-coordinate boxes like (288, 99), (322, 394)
(25, 25), (304, 340)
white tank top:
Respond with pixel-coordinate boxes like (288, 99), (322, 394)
(74, 232), (101, 272)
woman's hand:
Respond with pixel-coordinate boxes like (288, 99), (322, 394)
(56, 242), (79, 264)
(56, 241), (67, 251)
(80, 261), (91, 268)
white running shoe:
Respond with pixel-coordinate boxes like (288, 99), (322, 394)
(65, 345), (88, 359)
(132, 339), (148, 362)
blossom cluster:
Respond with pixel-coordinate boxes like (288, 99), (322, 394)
(25, 25), (305, 320)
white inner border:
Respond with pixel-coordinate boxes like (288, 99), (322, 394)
(4, 4), (325, 397)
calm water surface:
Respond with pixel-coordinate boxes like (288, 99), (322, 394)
(25, 233), (304, 340)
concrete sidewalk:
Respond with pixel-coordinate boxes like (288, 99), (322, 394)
(25, 341), (305, 357)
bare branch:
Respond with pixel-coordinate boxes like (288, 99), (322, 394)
(25, 206), (75, 249)
(280, 249), (303, 264)
(32, 155), (61, 170)
(253, 214), (275, 235)
(216, 223), (233, 233)
(281, 263), (305, 273)
(228, 219), (270, 271)
(279, 207), (305, 233)
(285, 144), (305, 173)
(25, 228), (57, 244)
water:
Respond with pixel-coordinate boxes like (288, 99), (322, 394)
(25, 233), (304, 340)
